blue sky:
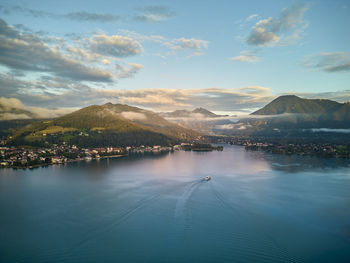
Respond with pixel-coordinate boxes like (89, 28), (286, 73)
(0, 0), (349, 118)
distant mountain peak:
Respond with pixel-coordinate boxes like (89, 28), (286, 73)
(252, 95), (341, 115)
(162, 107), (219, 118)
(192, 107), (217, 117)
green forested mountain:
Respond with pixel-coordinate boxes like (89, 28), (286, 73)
(161, 107), (221, 118)
(251, 95), (350, 124)
(213, 95), (350, 139)
(252, 95), (342, 115)
(160, 107), (229, 135)
(0, 119), (45, 139)
(8, 103), (199, 147)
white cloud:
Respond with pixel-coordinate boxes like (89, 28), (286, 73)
(2, 86), (350, 120)
(230, 50), (259, 63)
(302, 52), (350, 72)
(116, 63), (144, 78)
(120, 30), (208, 57)
(4, 83), (272, 113)
(0, 18), (114, 82)
(121, 111), (147, 121)
(0, 18), (148, 84)
(0, 97), (74, 120)
(96, 86), (272, 112)
(0, 5), (120, 22)
(169, 38), (208, 51)
(246, 14), (259, 21)
(90, 33), (143, 57)
(247, 4), (308, 46)
(134, 5), (176, 23)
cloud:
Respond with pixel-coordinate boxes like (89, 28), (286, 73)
(1, 72), (274, 112)
(90, 33), (143, 57)
(0, 97), (74, 120)
(2, 75), (350, 119)
(167, 38), (208, 54)
(0, 5), (55, 18)
(0, 97), (25, 111)
(0, 18), (146, 83)
(64, 12), (119, 22)
(111, 89), (190, 108)
(215, 123), (252, 130)
(0, 18), (114, 82)
(0, 5), (119, 23)
(247, 4), (308, 46)
(116, 63), (144, 78)
(96, 86), (273, 112)
(120, 30), (208, 57)
(121, 111), (147, 121)
(0, 73), (106, 108)
(246, 14), (259, 21)
(302, 52), (350, 72)
(230, 50), (259, 63)
(134, 5), (176, 22)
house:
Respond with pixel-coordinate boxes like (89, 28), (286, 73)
(0, 161), (8, 166)
(51, 157), (63, 164)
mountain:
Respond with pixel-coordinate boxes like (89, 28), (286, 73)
(160, 107), (231, 135)
(192, 108), (220, 118)
(10, 103), (199, 147)
(0, 119), (45, 139)
(251, 95), (350, 122)
(214, 95), (350, 139)
(161, 107), (221, 118)
(251, 95), (342, 115)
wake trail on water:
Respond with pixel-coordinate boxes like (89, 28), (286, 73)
(174, 179), (203, 225)
(162, 178), (205, 260)
(209, 181), (302, 263)
(21, 180), (196, 263)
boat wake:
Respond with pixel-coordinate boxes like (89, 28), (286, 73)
(209, 181), (302, 263)
(18, 180), (194, 263)
(174, 179), (203, 224)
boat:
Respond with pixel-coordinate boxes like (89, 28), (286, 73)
(204, 176), (211, 181)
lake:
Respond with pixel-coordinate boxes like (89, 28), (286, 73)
(1, 145), (350, 263)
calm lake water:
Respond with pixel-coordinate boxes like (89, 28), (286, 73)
(1, 145), (350, 263)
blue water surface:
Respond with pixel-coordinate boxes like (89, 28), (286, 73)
(1, 145), (350, 263)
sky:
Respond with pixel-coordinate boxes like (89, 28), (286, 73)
(0, 0), (349, 119)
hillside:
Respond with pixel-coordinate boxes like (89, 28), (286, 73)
(161, 107), (221, 118)
(9, 103), (199, 147)
(251, 95), (350, 123)
(251, 95), (341, 115)
(159, 107), (231, 135)
(214, 95), (350, 139)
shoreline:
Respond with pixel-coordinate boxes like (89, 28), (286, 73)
(1, 154), (127, 170)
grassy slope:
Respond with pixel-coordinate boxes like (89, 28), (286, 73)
(9, 103), (199, 146)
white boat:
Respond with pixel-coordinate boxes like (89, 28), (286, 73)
(204, 176), (211, 181)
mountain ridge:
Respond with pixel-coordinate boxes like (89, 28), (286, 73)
(10, 103), (199, 147)
(161, 107), (222, 118)
(251, 95), (345, 116)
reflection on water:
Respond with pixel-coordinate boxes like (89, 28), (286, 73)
(0, 145), (350, 263)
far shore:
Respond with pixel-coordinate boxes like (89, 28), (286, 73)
(3, 154), (127, 170)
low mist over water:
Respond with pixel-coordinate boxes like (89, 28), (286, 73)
(1, 145), (350, 262)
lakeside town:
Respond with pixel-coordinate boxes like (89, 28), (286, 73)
(1, 136), (350, 169)
(225, 137), (350, 158)
(0, 142), (223, 169)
